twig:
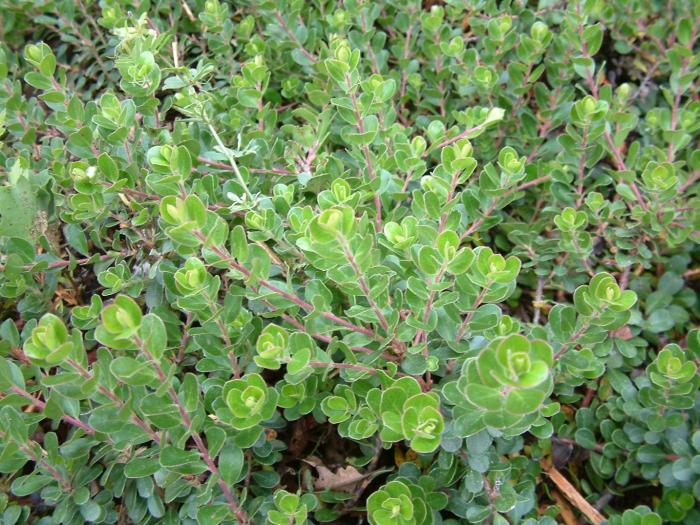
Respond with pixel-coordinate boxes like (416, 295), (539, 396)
(9, 385), (95, 435)
(423, 121), (492, 158)
(550, 489), (580, 525)
(553, 317), (594, 360)
(181, 1), (196, 22)
(574, 9), (648, 212)
(399, 25), (413, 101)
(341, 437), (384, 512)
(340, 238), (390, 333)
(345, 74), (382, 231)
(0, 430), (72, 491)
(552, 436), (604, 454)
(678, 171), (699, 193)
(455, 284), (490, 341)
(274, 11), (317, 64)
(683, 267), (700, 279)
(308, 361), (377, 375)
(205, 121), (254, 201)
(666, 26), (697, 162)
(66, 358), (161, 444)
(412, 259), (453, 386)
(575, 126), (588, 208)
(197, 235), (381, 341)
(197, 155), (294, 176)
(0, 250), (135, 273)
(459, 176), (551, 242)
(541, 460), (605, 525)
(275, 309), (383, 357)
(533, 277), (546, 324)
(603, 129), (648, 211)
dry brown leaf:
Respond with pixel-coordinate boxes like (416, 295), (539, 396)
(541, 460), (605, 525)
(394, 445), (420, 467)
(303, 455), (366, 492)
(610, 325), (633, 340)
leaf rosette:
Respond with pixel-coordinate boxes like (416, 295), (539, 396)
(223, 373), (278, 430)
(452, 334), (553, 431)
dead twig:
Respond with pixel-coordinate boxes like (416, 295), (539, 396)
(540, 460), (605, 525)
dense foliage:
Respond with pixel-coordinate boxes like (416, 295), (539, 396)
(0, 0), (699, 524)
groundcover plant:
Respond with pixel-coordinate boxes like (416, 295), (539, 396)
(0, 0), (699, 523)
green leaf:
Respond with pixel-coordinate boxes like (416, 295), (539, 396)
(325, 59), (349, 84)
(219, 442), (245, 484)
(79, 501), (103, 522)
(11, 474), (53, 496)
(159, 447), (207, 475)
(24, 72), (53, 90)
(230, 225), (249, 261)
(125, 456), (161, 478)
(98, 152), (119, 181)
(287, 347), (311, 375)
(0, 357), (24, 390)
(197, 504), (231, 525)
(645, 310), (674, 333)
(171, 145), (192, 180)
(0, 175), (40, 242)
(417, 246), (441, 275)
(582, 24), (604, 55)
(110, 356), (156, 386)
(139, 314), (167, 360)
(64, 223), (89, 256)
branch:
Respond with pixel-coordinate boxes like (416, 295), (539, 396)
(198, 236), (380, 340)
(345, 75), (382, 231)
(308, 361), (377, 375)
(9, 385), (95, 435)
(0, 250), (135, 273)
(197, 155), (294, 176)
(274, 11), (317, 64)
(136, 338), (251, 525)
(340, 239), (390, 333)
(423, 121), (491, 158)
(459, 175), (551, 242)
(602, 129), (648, 211)
(575, 12), (648, 212)
(541, 460), (605, 525)
(65, 358), (161, 444)
(0, 430), (72, 491)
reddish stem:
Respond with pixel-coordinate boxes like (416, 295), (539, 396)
(201, 239), (379, 340)
(10, 385), (95, 435)
(197, 155), (294, 176)
(138, 340), (250, 524)
(66, 358), (160, 444)
(273, 11), (317, 64)
(459, 176), (551, 241)
(345, 74), (382, 231)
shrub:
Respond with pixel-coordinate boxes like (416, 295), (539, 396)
(0, 0), (698, 524)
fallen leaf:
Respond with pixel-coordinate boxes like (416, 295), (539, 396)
(394, 445), (420, 467)
(610, 326), (633, 340)
(303, 455), (366, 492)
